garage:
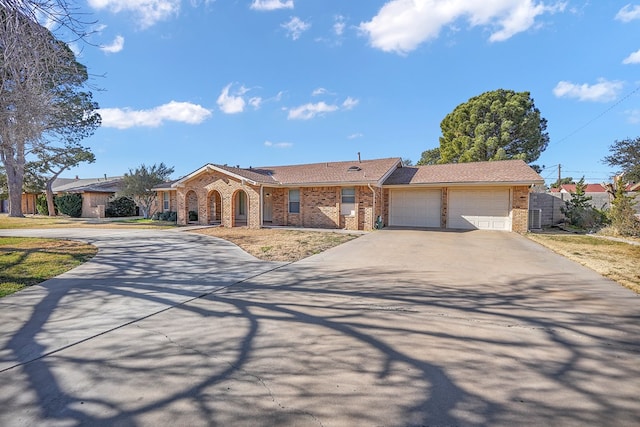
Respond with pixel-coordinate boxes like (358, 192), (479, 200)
(448, 188), (511, 231)
(389, 189), (441, 227)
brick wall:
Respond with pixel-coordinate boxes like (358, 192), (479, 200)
(441, 187), (448, 228)
(382, 188), (389, 227)
(269, 188), (285, 226)
(81, 192), (110, 218)
(301, 187), (339, 228)
(511, 186), (530, 233)
(356, 185), (382, 231)
(175, 170), (261, 227)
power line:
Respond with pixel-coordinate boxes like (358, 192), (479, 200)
(554, 85), (640, 145)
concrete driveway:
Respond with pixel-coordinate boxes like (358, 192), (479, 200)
(0, 228), (638, 426)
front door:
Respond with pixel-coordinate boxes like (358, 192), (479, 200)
(263, 192), (273, 222)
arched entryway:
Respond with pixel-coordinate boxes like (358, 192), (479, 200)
(185, 190), (199, 223)
(232, 190), (248, 227)
(207, 190), (222, 225)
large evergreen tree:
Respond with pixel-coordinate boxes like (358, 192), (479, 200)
(425, 89), (549, 165)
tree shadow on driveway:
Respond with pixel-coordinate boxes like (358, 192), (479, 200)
(0, 229), (639, 426)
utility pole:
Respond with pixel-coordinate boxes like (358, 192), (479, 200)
(556, 164), (561, 189)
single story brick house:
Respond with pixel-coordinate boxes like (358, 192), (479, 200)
(154, 158), (543, 233)
(4, 176), (123, 217)
(51, 176), (124, 218)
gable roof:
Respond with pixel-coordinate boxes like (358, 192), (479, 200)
(383, 160), (543, 186)
(172, 157), (402, 188)
(52, 176), (123, 193)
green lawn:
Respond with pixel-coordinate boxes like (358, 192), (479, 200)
(0, 237), (97, 297)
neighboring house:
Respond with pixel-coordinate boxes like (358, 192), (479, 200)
(3, 176), (124, 217)
(51, 176), (124, 218)
(531, 181), (640, 227)
(1, 193), (40, 215)
(550, 183), (611, 209)
(154, 158), (543, 232)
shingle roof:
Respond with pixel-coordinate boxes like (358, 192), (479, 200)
(174, 158), (402, 188)
(52, 177), (123, 193)
(153, 180), (178, 190)
(212, 164), (278, 184)
(384, 160), (543, 186)
(263, 157), (401, 185)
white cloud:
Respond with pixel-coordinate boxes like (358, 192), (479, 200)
(552, 78), (624, 102)
(282, 16), (311, 40)
(348, 133), (364, 139)
(288, 102), (339, 120)
(312, 87), (328, 96)
(264, 140), (293, 148)
(359, 0), (567, 54)
(87, 0), (181, 29)
(625, 109), (640, 124)
(342, 97), (359, 110)
(615, 4), (640, 22)
(288, 97), (358, 120)
(100, 101), (212, 129)
(334, 15), (346, 36)
(217, 84), (246, 114)
(100, 35), (125, 53)
(217, 84), (263, 113)
(623, 48), (640, 64)
(250, 0), (294, 11)
(249, 97), (263, 109)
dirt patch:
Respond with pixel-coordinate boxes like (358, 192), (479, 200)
(191, 227), (361, 262)
(527, 232), (640, 293)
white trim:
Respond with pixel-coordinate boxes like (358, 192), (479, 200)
(383, 181), (541, 189)
(172, 164), (260, 188)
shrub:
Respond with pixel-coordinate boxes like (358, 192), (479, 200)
(153, 211), (177, 222)
(106, 196), (136, 217)
(163, 211), (177, 222)
(36, 195), (49, 215)
(561, 177), (607, 231)
(54, 193), (83, 218)
(608, 180), (640, 236)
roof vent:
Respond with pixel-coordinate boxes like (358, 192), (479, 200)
(348, 166), (362, 172)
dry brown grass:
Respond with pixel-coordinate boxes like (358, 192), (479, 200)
(0, 214), (175, 229)
(527, 232), (640, 293)
(192, 227), (360, 262)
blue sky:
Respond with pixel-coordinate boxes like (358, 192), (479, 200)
(60, 1), (640, 185)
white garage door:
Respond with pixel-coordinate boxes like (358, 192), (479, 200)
(448, 189), (511, 231)
(390, 189), (441, 227)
